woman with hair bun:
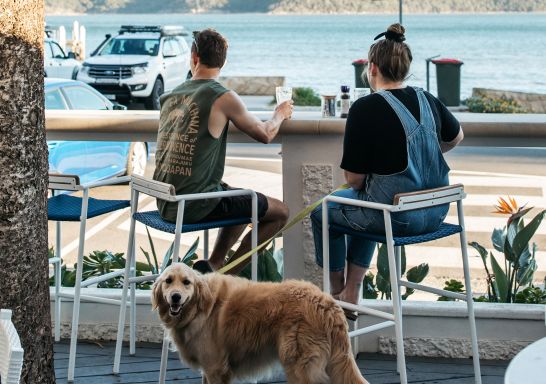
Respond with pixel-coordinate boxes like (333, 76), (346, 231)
(311, 23), (464, 312)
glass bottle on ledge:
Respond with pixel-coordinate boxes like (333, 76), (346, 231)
(340, 85), (350, 118)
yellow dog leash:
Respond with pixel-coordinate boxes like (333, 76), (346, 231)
(216, 184), (349, 275)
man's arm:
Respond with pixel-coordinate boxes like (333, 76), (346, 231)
(344, 170), (366, 190)
(217, 91), (293, 144)
(440, 126), (464, 153)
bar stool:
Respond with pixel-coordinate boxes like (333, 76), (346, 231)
(48, 173), (130, 382)
(321, 184), (481, 384)
(112, 175), (258, 384)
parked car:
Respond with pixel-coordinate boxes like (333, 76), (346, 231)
(45, 78), (148, 184)
(77, 25), (191, 110)
(44, 36), (81, 79)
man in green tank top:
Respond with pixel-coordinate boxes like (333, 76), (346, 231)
(154, 29), (293, 275)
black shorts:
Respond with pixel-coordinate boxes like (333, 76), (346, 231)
(201, 183), (269, 222)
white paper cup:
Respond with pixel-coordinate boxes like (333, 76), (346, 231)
(276, 86), (292, 105)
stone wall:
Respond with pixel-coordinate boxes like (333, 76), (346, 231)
(219, 76), (285, 95)
(472, 88), (546, 113)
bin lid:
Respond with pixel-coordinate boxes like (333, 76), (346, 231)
(352, 59), (368, 65)
(432, 58), (463, 65)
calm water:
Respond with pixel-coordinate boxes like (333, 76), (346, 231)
(46, 13), (546, 98)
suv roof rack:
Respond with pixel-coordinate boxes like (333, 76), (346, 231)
(119, 25), (188, 37)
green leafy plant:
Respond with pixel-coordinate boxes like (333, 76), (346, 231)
(514, 286), (546, 304)
(469, 197), (545, 303)
(363, 244), (429, 300)
(438, 279), (465, 301)
(464, 95), (526, 113)
(238, 239), (283, 282)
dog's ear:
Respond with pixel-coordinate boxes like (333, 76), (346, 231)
(194, 275), (213, 313)
(151, 277), (164, 311)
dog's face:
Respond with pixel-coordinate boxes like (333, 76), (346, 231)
(152, 263), (213, 326)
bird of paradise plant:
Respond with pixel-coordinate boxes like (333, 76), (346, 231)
(469, 196), (545, 303)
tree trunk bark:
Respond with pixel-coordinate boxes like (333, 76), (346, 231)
(0, 1), (56, 383)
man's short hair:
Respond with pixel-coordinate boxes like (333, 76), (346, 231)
(192, 29), (228, 69)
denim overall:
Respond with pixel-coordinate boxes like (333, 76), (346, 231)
(312, 87), (450, 271)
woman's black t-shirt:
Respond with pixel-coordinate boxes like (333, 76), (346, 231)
(341, 87), (460, 175)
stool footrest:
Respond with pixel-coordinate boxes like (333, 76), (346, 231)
(338, 300), (396, 321)
(400, 280), (467, 300)
(81, 270), (125, 288)
(349, 321), (396, 338)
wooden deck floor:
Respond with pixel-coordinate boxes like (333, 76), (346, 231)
(54, 341), (508, 383)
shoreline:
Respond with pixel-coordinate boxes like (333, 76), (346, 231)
(45, 11), (546, 16)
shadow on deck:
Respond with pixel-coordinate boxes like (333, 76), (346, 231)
(54, 341), (508, 383)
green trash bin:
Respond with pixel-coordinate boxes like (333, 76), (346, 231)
(432, 58), (463, 106)
(352, 59), (370, 89)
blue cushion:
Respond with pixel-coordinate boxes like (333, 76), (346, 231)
(48, 194), (130, 222)
(133, 210), (251, 234)
(330, 222), (462, 246)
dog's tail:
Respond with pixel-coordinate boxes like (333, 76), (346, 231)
(327, 317), (369, 384)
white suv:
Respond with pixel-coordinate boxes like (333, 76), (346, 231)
(77, 25), (191, 110)
(44, 37), (81, 79)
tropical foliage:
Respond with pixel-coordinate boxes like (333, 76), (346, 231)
(363, 244), (429, 300)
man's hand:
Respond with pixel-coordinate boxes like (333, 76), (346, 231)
(274, 100), (294, 120)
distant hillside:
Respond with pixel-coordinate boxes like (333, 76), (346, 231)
(45, 0), (546, 14)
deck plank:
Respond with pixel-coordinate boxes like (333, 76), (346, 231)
(53, 340), (508, 383)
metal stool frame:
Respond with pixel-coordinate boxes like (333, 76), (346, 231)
(112, 175), (258, 384)
(48, 173), (131, 382)
(321, 184), (481, 384)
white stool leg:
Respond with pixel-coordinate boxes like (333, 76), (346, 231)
(394, 245), (404, 375)
(159, 331), (170, 384)
(114, 189), (138, 374)
(204, 229), (209, 260)
(54, 220), (62, 342)
(458, 201), (482, 384)
(67, 189), (89, 382)
(384, 212), (407, 384)
(129, 240), (136, 355)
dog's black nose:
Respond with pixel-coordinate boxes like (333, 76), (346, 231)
(171, 293), (181, 303)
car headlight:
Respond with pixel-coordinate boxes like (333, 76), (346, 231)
(80, 65), (89, 74)
(132, 64), (148, 75)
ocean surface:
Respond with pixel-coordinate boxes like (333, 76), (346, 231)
(46, 13), (546, 98)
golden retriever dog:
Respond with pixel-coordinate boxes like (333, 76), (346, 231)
(152, 263), (368, 384)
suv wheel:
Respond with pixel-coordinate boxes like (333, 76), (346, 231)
(126, 142), (148, 176)
(145, 78), (163, 110)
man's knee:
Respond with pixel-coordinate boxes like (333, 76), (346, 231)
(265, 197), (289, 224)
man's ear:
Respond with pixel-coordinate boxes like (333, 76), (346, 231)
(151, 278), (164, 311)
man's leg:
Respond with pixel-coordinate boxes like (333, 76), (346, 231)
(207, 224), (247, 270)
(223, 196), (289, 275)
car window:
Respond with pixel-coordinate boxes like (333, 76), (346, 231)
(100, 38), (159, 56)
(62, 86), (110, 110)
(50, 42), (66, 59)
(44, 42), (53, 59)
(175, 37), (188, 54)
(45, 89), (68, 110)
(162, 39), (178, 57)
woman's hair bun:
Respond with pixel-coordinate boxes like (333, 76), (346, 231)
(385, 23), (406, 42)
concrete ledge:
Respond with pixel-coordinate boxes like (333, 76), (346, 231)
(219, 76), (285, 95)
(51, 288), (546, 360)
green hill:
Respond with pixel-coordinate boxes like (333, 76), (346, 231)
(45, 0), (546, 14)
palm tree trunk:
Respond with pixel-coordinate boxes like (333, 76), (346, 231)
(0, 1), (56, 383)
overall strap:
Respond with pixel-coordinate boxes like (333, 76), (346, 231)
(376, 90), (419, 136)
(413, 87), (437, 133)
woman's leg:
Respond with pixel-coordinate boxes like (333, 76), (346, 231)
(340, 236), (376, 304)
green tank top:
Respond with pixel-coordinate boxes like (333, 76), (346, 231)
(153, 79), (230, 223)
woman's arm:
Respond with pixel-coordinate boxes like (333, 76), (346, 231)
(344, 170), (366, 190)
(440, 126), (464, 153)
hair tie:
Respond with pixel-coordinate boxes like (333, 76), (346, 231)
(373, 30), (405, 43)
